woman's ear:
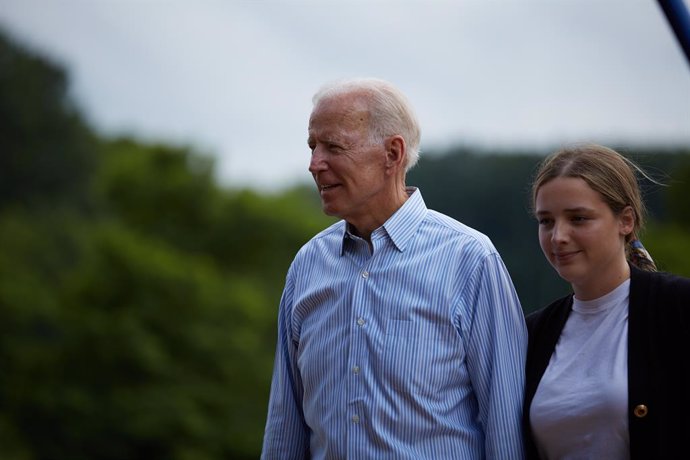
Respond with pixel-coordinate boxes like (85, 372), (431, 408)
(619, 206), (635, 236)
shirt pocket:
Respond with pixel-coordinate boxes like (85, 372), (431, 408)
(383, 318), (461, 396)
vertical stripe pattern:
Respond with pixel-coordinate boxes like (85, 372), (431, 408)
(262, 188), (527, 459)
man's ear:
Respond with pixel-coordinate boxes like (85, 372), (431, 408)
(385, 135), (406, 170)
(619, 206), (635, 236)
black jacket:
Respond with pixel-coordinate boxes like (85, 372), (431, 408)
(523, 266), (690, 459)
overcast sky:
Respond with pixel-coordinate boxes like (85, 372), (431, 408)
(1, 0), (689, 190)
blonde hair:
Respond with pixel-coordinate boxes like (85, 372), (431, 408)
(532, 144), (657, 271)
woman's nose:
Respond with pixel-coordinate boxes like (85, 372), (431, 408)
(551, 221), (568, 243)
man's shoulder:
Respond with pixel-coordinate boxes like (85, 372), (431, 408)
(424, 209), (496, 253)
(294, 220), (345, 257)
(311, 219), (346, 240)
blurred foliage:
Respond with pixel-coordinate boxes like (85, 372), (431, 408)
(643, 158), (690, 275)
(0, 30), (96, 211)
(1, 26), (689, 459)
(0, 29), (332, 459)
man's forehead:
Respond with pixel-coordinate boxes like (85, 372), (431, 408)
(309, 97), (370, 131)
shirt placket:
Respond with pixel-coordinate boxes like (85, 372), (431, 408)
(345, 236), (374, 458)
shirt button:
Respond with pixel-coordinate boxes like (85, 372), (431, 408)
(352, 365), (360, 374)
(634, 404), (648, 418)
(357, 317), (365, 326)
(361, 270), (369, 279)
(352, 414), (360, 424)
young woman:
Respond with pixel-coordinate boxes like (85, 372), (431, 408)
(523, 144), (690, 459)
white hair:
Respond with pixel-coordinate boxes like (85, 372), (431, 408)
(312, 77), (422, 171)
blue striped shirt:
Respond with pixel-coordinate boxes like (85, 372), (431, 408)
(262, 188), (526, 459)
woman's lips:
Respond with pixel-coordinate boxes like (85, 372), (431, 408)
(554, 250), (580, 263)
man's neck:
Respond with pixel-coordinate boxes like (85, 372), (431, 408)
(348, 186), (410, 242)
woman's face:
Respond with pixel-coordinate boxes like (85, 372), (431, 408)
(535, 176), (634, 300)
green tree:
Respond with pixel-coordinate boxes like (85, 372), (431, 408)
(0, 30), (96, 211)
(0, 27), (331, 458)
(643, 153), (690, 277)
(0, 211), (276, 459)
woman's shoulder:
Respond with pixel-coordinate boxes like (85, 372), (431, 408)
(629, 268), (690, 344)
(526, 294), (573, 334)
(632, 267), (690, 298)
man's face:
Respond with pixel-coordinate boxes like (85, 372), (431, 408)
(307, 93), (390, 225)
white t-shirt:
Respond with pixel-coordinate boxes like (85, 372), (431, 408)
(530, 279), (630, 460)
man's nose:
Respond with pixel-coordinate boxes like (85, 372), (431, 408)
(308, 147), (327, 173)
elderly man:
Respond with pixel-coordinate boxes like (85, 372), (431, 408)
(261, 78), (526, 459)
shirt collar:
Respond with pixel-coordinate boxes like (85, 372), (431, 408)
(340, 187), (427, 255)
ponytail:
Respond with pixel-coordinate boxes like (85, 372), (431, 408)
(628, 239), (657, 272)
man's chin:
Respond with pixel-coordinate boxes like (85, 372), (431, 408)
(320, 202), (342, 219)
(322, 207), (339, 218)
